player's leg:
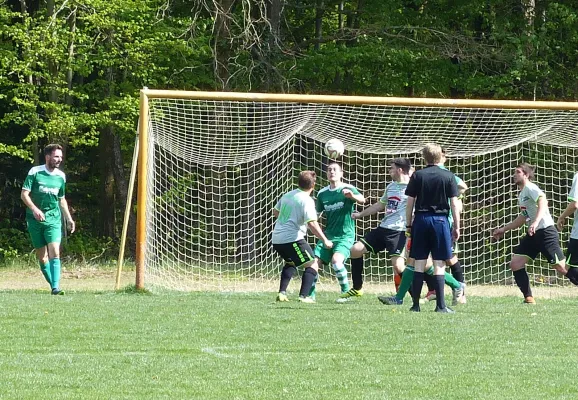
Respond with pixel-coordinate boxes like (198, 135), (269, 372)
(332, 241), (353, 298)
(298, 258), (319, 303)
(408, 214), (432, 311)
(564, 239), (578, 285)
(344, 228), (389, 299)
(391, 255), (406, 291)
(27, 218), (52, 290)
(385, 229), (406, 292)
(511, 234), (539, 303)
(447, 256), (466, 306)
(35, 247), (51, 286)
(540, 226), (578, 286)
(273, 242), (300, 301)
(378, 235), (411, 305)
(44, 220), (64, 295)
(429, 215), (454, 312)
(349, 240), (368, 292)
(312, 241), (333, 299)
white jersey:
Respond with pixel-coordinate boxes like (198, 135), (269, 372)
(272, 189), (317, 244)
(568, 173), (578, 239)
(378, 181), (408, 231)
(518, 181), (555, 230)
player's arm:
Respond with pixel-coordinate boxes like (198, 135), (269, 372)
(457, 180), (468, 196)
(352, 201), (386, 220)
(59, 197), (76, 233)
(21, 189), (45, 222)
(343, 188), (365, 204)
(272, 208), (280, 218)
(492, 215), (526, 239)
(307, 220), (333, 249)
(449, 196), (460, 241)
(557, 199), (578, 231)
(405, 196), (415, 233)
(528, 196), (547, 236)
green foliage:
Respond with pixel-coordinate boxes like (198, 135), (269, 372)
(62, 233), (116, 262)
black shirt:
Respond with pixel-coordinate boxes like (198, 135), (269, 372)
(405, 165), (458, 215)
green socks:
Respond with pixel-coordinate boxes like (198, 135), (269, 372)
(49, 258), (61, 290)
(39, 260), (52, 286)
(425, 266), (461, 290)
(332, 262), (350, 293)
(396, 266), (414, 300)
(308, 275), (318, 299)
(396, 265), (460, 301)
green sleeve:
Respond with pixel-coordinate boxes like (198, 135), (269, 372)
(58, 180), (66, 199)
(22, 172), (35, 191)
(315, 194), (323, 213)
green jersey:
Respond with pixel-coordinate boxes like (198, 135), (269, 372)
(316, 183), (360, 241)
(22, 165), (66, 223)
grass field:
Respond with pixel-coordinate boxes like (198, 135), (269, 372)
(1, 272), (577, 400)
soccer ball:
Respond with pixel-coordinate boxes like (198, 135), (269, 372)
(325, 139), (345, 159)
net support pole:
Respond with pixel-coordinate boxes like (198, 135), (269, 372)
(136, 90), (149, 290)
(115, 133), (139, 290)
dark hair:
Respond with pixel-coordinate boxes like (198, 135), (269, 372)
(517, 163), (535, 180)
(44, 144), (63, 157)
(391, 158), (411, 174)
(298, 171), (317, 190)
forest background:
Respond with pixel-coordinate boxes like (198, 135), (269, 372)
(1, 0), (577, 263)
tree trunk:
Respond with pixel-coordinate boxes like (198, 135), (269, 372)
(98, 125), (116, 237)
(213, 0), (236, 89)
(314, 0), (324, 51)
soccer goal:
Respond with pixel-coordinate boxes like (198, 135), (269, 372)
(125, 90), (578, 292)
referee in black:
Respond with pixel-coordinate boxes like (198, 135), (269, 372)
(405, 143), (460, 313)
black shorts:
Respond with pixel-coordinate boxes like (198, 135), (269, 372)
(360, 227), (406, 258)
(514, 226), (564, 264)
(273, 239), (314, 267)
(566, 238), (578, 267)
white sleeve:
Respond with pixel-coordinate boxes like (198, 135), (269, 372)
(529, 184), (544, 202)
(569, 173), (578, 201)
(303, 198), (318, 223)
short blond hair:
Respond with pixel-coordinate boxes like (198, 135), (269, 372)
(422, 143), (443, 165)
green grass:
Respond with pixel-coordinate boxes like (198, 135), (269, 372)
(0, 290), (577, 399)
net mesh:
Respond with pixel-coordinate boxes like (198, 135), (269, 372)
(143, 97), (578, 291)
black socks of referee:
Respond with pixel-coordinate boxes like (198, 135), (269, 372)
(513, 269), (533, 298)
(279, 264), (296, 293)
(450, 261), (465, 283)
(299, 267), (318, 297)
(411, 272), (424, 309)
(350, 257), (364, 291)
(565, 267), (578, 286)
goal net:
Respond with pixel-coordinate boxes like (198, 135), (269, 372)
(137, 92), (578, 292)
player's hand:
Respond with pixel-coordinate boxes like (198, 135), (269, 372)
(352, 212), (361, 220)
(528, 222), (538, 236)
(405, 227), (411, 238)
(492, 227), (504, 240)
(33, 208), (45, 222)
(67, 219), (76, 234)
(342, 189), (353, 198)
(323, 239), (333, 249)
(557, 216), (565, 232)
(452, 227), (460, 241)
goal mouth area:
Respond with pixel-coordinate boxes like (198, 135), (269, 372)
(131, 91), (578, 291)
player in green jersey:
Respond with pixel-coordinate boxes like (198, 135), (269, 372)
(313, 163), (365, 301)
(21, 144), (75, 295)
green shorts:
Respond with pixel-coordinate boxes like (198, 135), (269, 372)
(26, 217), (62, 249)
(314, 238), (355, 265)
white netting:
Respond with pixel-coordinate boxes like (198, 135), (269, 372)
(143, 97), (578, 291)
